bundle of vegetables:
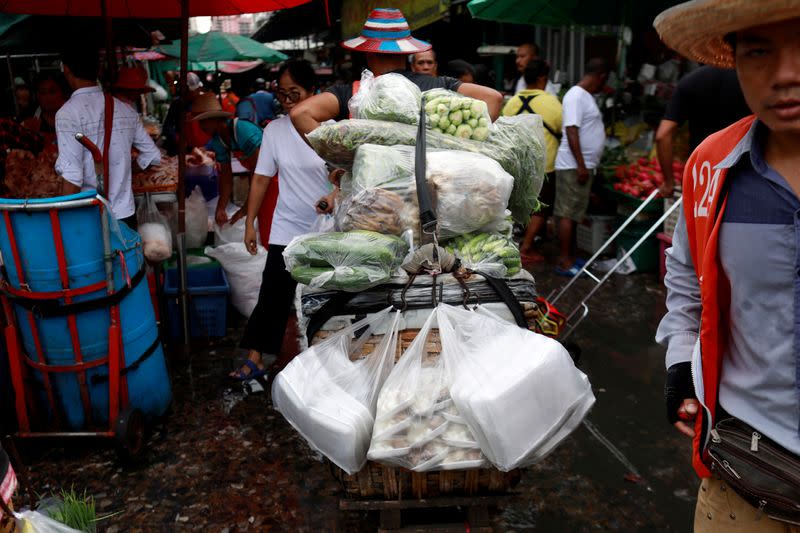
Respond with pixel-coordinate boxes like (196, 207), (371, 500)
(612, 157), (684, 199)
(307, 115), (545, 223)
(350, 71), (421, 125)
(283, 230), (409, 292)
(423, 88), (491, 141)
(339, 144), (513, 240)
(445, 232), (521, 277)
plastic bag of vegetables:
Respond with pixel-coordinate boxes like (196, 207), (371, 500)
(349, 70), (421, 125)
(423, 88), (491, 141)
(444, 232), (521, 278)
(283, 230), (409, 292)
(307, 115), (545, 223)
(341, 144), (513, 239)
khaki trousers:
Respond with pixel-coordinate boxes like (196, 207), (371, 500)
(695, 477), (800, 532)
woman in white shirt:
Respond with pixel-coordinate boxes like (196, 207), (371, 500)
(230, 60), (332, 380)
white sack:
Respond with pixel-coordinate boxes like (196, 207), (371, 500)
(204, 243), (267, 317)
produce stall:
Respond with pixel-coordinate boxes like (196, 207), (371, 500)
(267, 73), (595, 529)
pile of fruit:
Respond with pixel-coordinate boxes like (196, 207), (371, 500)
(611, 157), (684, 199)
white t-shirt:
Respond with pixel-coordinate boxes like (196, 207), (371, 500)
(254, 116), (330, 246)
(555, 85), (606, 170)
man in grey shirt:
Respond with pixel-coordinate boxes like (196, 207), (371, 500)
(654, 0), (800, 530)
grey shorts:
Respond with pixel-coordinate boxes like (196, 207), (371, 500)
(553, 168), (595, 222)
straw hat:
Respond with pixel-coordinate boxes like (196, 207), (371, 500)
(342, 8), (431, 55)
(191, 92), (232, 121)
(654, 0), (800, 68)
(114, 67), (155, 93)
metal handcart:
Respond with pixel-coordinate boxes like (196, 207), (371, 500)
(0, 133), (170, 458)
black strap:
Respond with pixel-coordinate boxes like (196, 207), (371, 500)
(305, 291), (358, 343)
(416, 100), (437, 240)
(6, 267), (146, 317)
(90, 336), (162, 385)
(514, 93), (562, 140)
(472, 272), (528, 329)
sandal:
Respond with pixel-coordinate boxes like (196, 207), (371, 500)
(520, 251), (545, 265)
(229, 360), (266, 381)
(554, 260), (587, 277)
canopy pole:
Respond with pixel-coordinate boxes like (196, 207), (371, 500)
(100, 0), (116, 85)
(177, 0), (191, 345)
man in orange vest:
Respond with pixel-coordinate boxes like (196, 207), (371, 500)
(655, 1), (800, 530)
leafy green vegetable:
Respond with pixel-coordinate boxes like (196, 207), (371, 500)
(352, 73), (422, 125)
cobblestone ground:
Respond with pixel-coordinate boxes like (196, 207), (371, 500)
(16, 253), (698, 532)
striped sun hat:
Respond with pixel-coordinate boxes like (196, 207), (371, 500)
(342, 8), (432, 55)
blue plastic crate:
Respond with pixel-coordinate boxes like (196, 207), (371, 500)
(164, 265), (229, 339)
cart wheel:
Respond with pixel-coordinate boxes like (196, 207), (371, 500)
(114, 407), (145, 460)
(565, 341), (582, 365)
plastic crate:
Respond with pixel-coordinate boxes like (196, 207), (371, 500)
(164, 265), (229, 339)
(663, 192), (682, 237)
(576, 215), (615, 255)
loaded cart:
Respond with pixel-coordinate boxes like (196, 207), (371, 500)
(0, 134), (171, 458)
(271, 87), (596, 531)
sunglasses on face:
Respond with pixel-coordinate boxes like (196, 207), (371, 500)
(277, 90), (302, 103)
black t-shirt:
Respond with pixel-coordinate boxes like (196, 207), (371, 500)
(663, 66), (752, 151)
(325, 70), (463, 121)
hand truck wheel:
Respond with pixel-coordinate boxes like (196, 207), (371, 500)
(114, 407), (145, 460)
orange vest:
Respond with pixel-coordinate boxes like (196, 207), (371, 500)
(681, 115), (756, 477)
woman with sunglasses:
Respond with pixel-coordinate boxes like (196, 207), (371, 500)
(229, 60), (333, 381)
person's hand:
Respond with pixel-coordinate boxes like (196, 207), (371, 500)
(665, 362), (698, 438)
(229, 206), (247, 225)
(244, 224), (258, 256)
(215, 202), (229, 226)
(327, 167), (345, 187)
(316, 191), (337, 215)
(577, 166), (590, 185)
(659, 181), (675, 198)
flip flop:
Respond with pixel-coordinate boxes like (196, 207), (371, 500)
(520, 251), (545, 265)
(229, 360), (267, 382)
(554, 263), (586, 277)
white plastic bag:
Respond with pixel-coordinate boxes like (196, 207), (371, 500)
(437, 304), (595, 471)
(137, 196), (173, 262)
(367, 309), (488, 472)
(350, 70), (421, 125)
(204, 243), (267, 317)
(423, 88), (492, 141)
(213, 204), (257, 246)
(14, 510), (83, 533)
(308, 214), (336, 234)
(272, 307), (401, 474)
(185, 186), (209, 249)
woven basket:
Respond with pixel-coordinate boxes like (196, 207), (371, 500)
(312, 311), (530, 500)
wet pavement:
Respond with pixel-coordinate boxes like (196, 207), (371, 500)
(16, 248), (699, 532)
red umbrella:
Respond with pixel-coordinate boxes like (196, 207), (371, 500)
(1, 0), (310, 342)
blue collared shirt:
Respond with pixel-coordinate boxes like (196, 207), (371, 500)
(657, 120), (800, 454)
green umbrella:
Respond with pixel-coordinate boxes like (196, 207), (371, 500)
(157, 30), (287, 63)
(467, 0), (680, 28)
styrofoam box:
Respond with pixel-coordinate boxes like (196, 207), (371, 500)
(576, 215), (615, 255)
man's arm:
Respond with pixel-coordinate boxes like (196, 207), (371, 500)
(132, 118), (161, 171)
(290, 92), (341, 137)
(655, 213), (701, 438)
(655, 119), (679, 197)
(456, 83), (503, 121)
(54, 112), (87, 194)
(61, 180), (81, 195)
(565, 126), (589, 184)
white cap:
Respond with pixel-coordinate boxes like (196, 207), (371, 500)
(187, 72), (203, 91)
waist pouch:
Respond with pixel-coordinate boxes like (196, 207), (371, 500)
(707, 417), (800, 524)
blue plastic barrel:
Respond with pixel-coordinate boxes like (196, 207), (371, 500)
(0, 191), (171, 429)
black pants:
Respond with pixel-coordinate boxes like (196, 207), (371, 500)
(239, 244), (297, 355)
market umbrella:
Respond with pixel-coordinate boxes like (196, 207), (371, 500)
(0, 0), (310, 344)
(157, 31), (287, 63)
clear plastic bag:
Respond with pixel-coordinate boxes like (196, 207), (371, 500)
(350, 70), (421, 125)
(204, 243), (267, 317)
(137, 195), (173, 262)
(308, 214), (336, 234)
(307, 115), (546, 223)
(272, 307), (401, 474)
(368, 309), (489, 472)
(342, 144), (513, 239)
(185, 186), (209, 249)
(13, 510), (83, 533)
(423, 88), (491, 141)
(444, 232), (521, 277)
(437, 304), (595, 471)
(283, 230), (409, 292)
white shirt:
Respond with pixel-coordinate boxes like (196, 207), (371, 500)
(55, 86), (160, 219)
(254, 116), (330, 246)
(555, 85), (606, 170)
